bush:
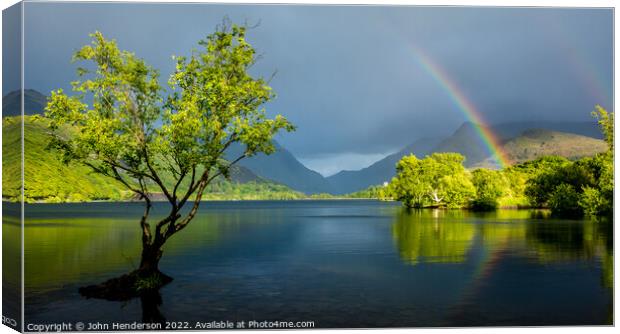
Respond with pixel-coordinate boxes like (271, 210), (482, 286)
(548, 184), (582, 217)
(471, 169), (505, 210)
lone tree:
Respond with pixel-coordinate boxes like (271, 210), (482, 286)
(45, 24), (294, 297)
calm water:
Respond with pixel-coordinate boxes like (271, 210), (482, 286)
(11, 200), (613, 327)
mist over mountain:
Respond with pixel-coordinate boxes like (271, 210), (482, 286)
(326, 138), (442, 195)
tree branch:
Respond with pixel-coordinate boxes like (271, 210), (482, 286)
(169, 153), (247, 238)
(142, 148), (175, 204)
(140, 198), (153, 246)
(172, 169), (188, 202)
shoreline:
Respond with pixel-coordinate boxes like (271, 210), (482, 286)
(3, 198), (539, 210)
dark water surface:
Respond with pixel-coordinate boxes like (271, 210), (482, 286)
(15, 200), (612, 327)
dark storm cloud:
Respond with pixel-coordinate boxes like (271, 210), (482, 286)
(19, 3), (613, 161)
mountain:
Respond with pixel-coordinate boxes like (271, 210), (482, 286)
(2, 89), (48, 116)
(425, 121), (605, 168)
(431, 122), (493, 167)
(475, 128), (607, 168)
(326, 122), (606, 194)
(326, 137), (441, 194)
(2, 89), (331, 195)
(2, 115), (302, 203)
(225, 141), (332, 194)
(4, 90), (606, 196)
(493, 121), (603, 141)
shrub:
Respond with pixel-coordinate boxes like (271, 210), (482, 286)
(548, 184), (582, 217)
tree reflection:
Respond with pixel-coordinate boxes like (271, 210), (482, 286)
(140, 290), (166, 325)
(392, 209), (476, 265)
(525, 216), (613, 323)
(525, 218), (610, 263)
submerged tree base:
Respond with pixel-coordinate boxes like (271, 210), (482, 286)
(78, 270), (173, 301)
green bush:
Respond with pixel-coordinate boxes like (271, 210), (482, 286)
(548, 184), (582, 217)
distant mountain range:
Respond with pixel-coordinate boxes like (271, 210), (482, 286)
(326, 137), (442, 194)
(225, 141), (332, 194)
(3, 89), (607, 196)
(325, 122), (605, 194)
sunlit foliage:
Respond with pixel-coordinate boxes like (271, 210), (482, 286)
(384, 107), (612, 217)
(44, 24), (294, 272)
(388, 153), (474, 208)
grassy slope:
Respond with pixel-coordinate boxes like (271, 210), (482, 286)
(504, 129), (607, 161)
(2, 116), (303, 203)
(473, 129), (607, 169)
(3, 116), (130, 202)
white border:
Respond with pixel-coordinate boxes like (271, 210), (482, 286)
(0, 1), (617, 334)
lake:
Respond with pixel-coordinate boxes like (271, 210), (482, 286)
(9, 200), (614, 327)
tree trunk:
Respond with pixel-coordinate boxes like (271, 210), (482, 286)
(139, 244), (163, 274)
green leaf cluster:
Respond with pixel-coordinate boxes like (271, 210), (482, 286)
(387, 153), (475, 208)
(43, 24), (295, 247)
(523, 106), (613, 217)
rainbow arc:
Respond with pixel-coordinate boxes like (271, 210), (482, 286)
(406, 45), (510, 169)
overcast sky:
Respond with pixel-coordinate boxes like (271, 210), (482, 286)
(10, 3), (613, 176)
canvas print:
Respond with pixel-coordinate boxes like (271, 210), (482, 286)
(1, 1), (614, 331)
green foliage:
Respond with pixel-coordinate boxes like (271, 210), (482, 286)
(579, 187), (606, 217)
(525, 158), (596, 207)
(388, 153), (474, 208)
(3, 116), (131, 203)
(523, 107), (613, 217)
(592, 105), (613, 152)
(547, 184), (582, 217)
(2, 116), (300, 203)
(203, 180), (304, 200)
(524, 156), (610, 216)
(439, 173), (476, 208)
(309, 193), (336, 199)
(471, 169), (506, 210)
(344, 185), (389, 199)
(385, 105), (613, 215)
(509, 155), (571, 175)
(133, 273), (165, 292)
(44, 25), (294, 247)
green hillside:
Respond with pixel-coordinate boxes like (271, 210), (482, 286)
(2, 116), (303, 203)
(3, 116), (130, 202)
(504, 129), (607, 162)
(474, 129), (607, 169)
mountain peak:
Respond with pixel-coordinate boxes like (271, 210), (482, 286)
(3, 89), (48, 116)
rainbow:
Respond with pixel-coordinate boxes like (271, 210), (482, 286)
(406, 45), (510, 169)
(534, 15), (611, 106)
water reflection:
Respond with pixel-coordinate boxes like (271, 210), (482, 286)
(394, 209), (610, 267)
(391, 208), (613, 323)
(140, 291), (166, 325)
(21, 202), (613, 326)
(392, 208), (612, 269)
(392, 209), (476, 264)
